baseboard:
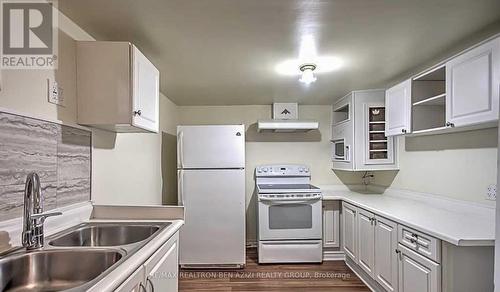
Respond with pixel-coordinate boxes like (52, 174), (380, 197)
(323, 250), (345, 261)
(345, 257), (385, 292)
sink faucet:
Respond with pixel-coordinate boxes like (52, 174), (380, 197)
(22, 173), (62, 249)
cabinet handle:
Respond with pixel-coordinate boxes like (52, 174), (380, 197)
(395, 249), (402, 260)
(446, 122), (455, 128)
(401, 129), (407, 134)
(146, 277), (155, 292)
(134, 110), (142, 116)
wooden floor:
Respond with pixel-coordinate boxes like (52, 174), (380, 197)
(179, 248), (370, 291)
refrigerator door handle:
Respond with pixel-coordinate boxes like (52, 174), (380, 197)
(178, 170), (184, 206)
(178, 131), (184, 168)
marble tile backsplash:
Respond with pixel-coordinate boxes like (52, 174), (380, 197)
(0, 112), (91, 221)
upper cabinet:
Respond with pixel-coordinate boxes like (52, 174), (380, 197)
(385, 79), (412, 136)
(446, 38), (500, 127)
(77, 41), (160, 133)
(332, 89), (398, 171)
(386, 36), (500, 137)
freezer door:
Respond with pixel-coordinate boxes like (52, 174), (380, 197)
(178, 169), (246, 265)
(177, 125), (245, 169)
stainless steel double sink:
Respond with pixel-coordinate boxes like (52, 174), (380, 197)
(0, 222), (171, 291)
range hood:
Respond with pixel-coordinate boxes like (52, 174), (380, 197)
(257, 103), (319, 133)
(257, 120), (319, 132)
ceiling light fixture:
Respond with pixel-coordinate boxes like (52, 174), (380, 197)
(299, 63), (317, 85)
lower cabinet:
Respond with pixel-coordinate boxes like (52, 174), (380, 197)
(144, 233), (179, 291)
(323, 201), (340, 248)
(342, 202), (358, 261)
(357, 208), (375, 276)
(397, 244), (440, 292)
(115, 231), (179, 292)
(374, 215), (398, 292)
(341, 201), (493, 292)
(341, 203), (403, 292)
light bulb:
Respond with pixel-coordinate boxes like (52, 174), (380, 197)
(299, 67), (316, 84)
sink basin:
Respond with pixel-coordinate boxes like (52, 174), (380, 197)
(0, 249), (123, 291)
(49, 223), (164, 247)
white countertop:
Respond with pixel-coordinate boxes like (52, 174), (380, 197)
(319, 186), (495, 247)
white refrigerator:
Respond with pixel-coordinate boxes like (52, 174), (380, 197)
(177, 125), (246, 268)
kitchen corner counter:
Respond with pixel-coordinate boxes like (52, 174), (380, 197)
(318, 186), (495, 247)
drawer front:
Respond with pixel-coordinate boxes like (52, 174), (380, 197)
(398, 224), (441, 263)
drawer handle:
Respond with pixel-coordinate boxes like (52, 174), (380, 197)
(134, 110), (142, 116)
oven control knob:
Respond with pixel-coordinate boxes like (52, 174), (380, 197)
(304, 168), (309, 173)
(299, 167), (304, 172)
(257, 169), (262, 173)
(263, 168), (268, 173)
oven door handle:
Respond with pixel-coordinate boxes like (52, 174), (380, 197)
(259, 197), (321, 204)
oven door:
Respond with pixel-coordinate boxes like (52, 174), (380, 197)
(258, 195), (322, 240)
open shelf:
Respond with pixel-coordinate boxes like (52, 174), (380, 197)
(411, 65), (446, 132)
(367, 107), (389, 160)
(332, 104), (349, 125)
(412, 93), (445, 106)
(413, 65), (445, 81)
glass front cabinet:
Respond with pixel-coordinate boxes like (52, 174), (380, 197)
(331, 89), (398, 171)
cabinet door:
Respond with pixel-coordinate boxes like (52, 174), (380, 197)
(357, 208), (375, 276)
(323, 201), (340, 248)
(144, 232), (179, 292)
(385, 79), (412, 136)
(374, 216), (398, 292)
(446, 38), (500, 127)
(342, 203), (358, 262)
(132, 45), (160, 133)
(114, 265), (145, 292)
(398, 244), (440, 292)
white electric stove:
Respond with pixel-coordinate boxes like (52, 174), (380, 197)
(256, 164), (323, 263)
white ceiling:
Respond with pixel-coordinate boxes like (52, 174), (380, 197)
(59, 0), (500, 105)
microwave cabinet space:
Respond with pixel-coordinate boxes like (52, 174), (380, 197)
(331, 89), (398, 171)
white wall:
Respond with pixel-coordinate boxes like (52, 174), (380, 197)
(0, 11), (177, 206)
(177, 105), (362, 241)
(91, 96), (177, 205)
(374, 128), (498, 206)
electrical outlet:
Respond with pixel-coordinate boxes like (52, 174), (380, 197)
(486, 184), (496, 201)
(47, 79), (64, 107)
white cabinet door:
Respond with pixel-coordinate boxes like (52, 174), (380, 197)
(357, 208), (375, 277)
(114, 265), (145, 292)
(132, 45), (160, 133)
(385, 79), (412, 136)
(144, 233), (179, 292)
(398, 244), (440, 292)
(323, 201), (340, 248)
(374, 215), (398, 292)
(342, 203), (358, 262)
(446, 38), (500, 127)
